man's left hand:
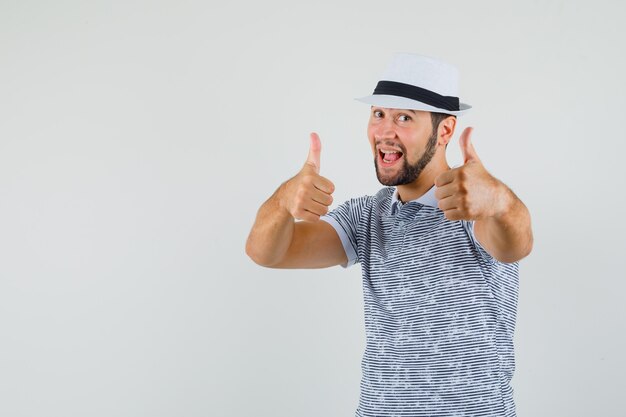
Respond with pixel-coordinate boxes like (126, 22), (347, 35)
(434, 127), (510, 221)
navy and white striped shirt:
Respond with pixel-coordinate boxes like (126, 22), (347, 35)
(320, 185), (519, 417)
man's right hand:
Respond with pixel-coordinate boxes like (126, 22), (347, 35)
(278, 132), (335, 222)
(246, 132), (346, 268)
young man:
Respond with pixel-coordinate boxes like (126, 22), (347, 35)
(246, 53), (532, 417)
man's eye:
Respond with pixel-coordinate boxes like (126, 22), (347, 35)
(398, 114), (411, 122)
(373, 110), (383, 118)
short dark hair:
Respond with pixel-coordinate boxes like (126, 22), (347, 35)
(430, 112), (454, 132)
(430, 112), (456, 148)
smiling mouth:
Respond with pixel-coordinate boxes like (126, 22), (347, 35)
(378, 149), (404, 166)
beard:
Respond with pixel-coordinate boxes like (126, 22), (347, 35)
(374, 129), (438, 186)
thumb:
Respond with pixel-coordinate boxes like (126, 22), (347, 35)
(459, 127), (479, 164)
(305, 132), (321, 174)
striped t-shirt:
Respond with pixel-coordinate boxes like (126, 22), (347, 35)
(320, 185), (519, 417)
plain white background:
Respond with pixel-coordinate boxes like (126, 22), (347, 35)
(1, 1), (625, 416)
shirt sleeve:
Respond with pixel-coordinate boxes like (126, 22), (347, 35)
(320, 195), (371, 269)
(461, 220), (498, 266)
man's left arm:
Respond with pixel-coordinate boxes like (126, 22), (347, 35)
(473, 181), (533, 263)
(435, 127), (534, 264)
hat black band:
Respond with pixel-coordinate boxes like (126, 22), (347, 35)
(373, 80), (460, 111)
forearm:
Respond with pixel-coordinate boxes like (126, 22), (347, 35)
(245, 182), (295, 267)
(475, 184), (533, 263)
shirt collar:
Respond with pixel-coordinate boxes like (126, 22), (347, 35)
(390, 185), (439, 215)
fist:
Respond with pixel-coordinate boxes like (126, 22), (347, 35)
(279, 132), (335, 222)
(434, 127), (508, 221)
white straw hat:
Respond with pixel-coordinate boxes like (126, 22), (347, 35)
(356, 53), (472, 116)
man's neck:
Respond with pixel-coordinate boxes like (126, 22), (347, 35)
(395, 159), (450, 203)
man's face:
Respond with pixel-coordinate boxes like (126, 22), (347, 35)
(367, 107), (438, 186)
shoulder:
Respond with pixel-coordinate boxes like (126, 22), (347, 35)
(371, 186), (394, 211)
(324, 188), (388, 226)
(340, 187), (389, 209)
(350, 187), (391, 215)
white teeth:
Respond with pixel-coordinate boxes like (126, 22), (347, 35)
(381, 150), (401, 154)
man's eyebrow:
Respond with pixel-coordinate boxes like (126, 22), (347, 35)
(370, 107), (417, 115)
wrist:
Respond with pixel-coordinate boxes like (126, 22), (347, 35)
(492, 182), (516, 221)
(274, 180), (294, 218)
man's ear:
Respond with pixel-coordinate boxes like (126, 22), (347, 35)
(438, 116), (457, 146)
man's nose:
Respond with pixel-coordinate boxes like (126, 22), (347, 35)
(374, 117), (397, 141)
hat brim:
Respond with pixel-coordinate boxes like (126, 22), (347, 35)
(355, 94), (471, 116)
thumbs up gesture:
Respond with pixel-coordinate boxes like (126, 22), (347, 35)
(279, 132), (335, 222)
(434, 127), (508, 221)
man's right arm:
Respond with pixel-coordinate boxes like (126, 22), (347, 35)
(245, 133), (348, 269)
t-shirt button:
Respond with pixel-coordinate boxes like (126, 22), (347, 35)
(398, 221), (405, 227)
